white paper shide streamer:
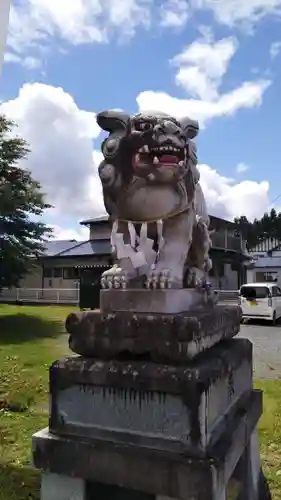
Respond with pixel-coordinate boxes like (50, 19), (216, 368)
(110, 219), (164, 270)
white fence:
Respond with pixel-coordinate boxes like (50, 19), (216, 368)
(216, 289), (240, 302)
(0, 287), (239, 306)
(0, 287), (79, 304)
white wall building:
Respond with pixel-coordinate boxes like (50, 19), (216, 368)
(246, 238), (281, 285)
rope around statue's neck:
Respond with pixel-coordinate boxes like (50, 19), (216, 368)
(109, 203), (191, 225)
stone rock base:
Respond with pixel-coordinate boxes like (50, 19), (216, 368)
(33, 391), (267, 499)
(49, 339), (252, 454)
(65, 305), (241, 360)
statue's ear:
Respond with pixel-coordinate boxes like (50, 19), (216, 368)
(179, 117), (199, 139)
(96, 110), (130, 133)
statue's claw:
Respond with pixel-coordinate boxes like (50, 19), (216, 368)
(145, 268), (175, 289)
(186, 267), (207, 288)
(101, 266), (133, 289)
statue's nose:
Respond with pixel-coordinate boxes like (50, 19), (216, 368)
(162, 120), (179, 134)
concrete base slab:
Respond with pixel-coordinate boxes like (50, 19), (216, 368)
(41, 473), (86, 500)
(100, 288), (210, 314)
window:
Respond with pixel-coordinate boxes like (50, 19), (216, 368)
(255, 271), (278, 282)
(63, 267), (80, 279)
(43, 267), (52, 278)
(240, 286), (269, 299)
(53, 267), (63, 278)
(273, 287), (281, 297)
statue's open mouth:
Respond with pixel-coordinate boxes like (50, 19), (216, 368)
(132, 144), (185, 170)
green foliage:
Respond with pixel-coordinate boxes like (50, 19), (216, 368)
(256, 379), (281, 499)
(0, 115), (52, 288)
(234, 208), (281, 249)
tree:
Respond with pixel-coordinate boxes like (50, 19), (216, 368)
(234, 209), (281, 250)
(0, 115), (52, 289)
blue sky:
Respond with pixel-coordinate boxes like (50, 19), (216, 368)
(1, 0), (281, 239)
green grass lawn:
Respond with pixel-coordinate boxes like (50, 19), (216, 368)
(0, 304), (75, 500)
(0, 305), (281, 499)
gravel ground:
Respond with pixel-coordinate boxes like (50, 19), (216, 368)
(238, 321), (281, 379)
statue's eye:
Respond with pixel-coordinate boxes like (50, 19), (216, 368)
(138, 122), (153, 131)
(101, 137), (119, 156)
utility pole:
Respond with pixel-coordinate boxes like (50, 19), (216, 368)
(0, 0), (11, 79)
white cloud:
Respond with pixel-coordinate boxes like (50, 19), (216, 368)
(196, 0), (281, 28)
(50, 224), (88, 241)
(6, 0), (281, 70)
(4, 51), (41, 68)
(270, 40), (281, 59)
(137, 35), (271, 127)
(236, 162), (250, 174)
(6, 0), (152, 62)
(171, 36), (238, 100)
(0, 82), (105, 219)
(137, 80), (270, 128)
(199, 164), (270, 221)
(160, 0), (190, 28)
(0, 81), (272, 231)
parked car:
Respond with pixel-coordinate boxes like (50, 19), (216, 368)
(239, 282), (281, 325)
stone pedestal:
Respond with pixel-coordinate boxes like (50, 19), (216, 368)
(32, 305), (271, 500)
(99, 288), (214, 314)
(65, 305), (241, 360)
(49, 338), (252, 453)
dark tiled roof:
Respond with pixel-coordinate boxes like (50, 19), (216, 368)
(57, 239), (111, 257)
(80, 215), (109, 225)
(80, 214), (233, 226)
(43, 240), (78, 256)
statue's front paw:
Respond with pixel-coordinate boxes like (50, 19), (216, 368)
(101, 266), (134, 289)
(186, 267), (204, 287)
(145, 268), (172, 289)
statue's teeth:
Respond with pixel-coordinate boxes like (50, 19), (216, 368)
(138, 145), (150, 153)
(153, 156), (159, 164)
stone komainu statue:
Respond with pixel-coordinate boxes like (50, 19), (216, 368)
(96, 110), (212, 290)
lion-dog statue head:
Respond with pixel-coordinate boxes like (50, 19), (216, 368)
(97, 110), (200, 222)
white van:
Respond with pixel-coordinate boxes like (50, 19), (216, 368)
(239, 282), (281, 324)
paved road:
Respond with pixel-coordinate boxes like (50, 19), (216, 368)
(238, 321), (281, 379)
